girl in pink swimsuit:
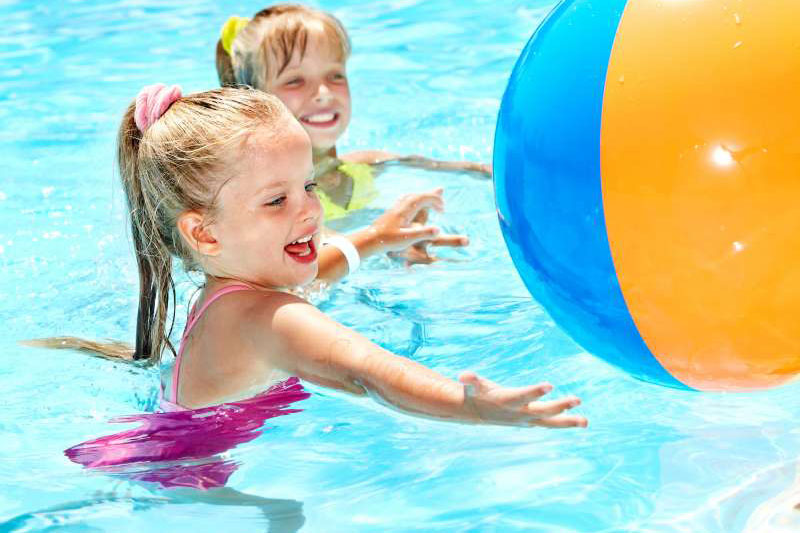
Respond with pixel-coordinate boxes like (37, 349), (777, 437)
(31, 84), (586, 488)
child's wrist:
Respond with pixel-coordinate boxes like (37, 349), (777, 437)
(350, 227), (383, 258)
(460, 385), (484, 424)
(322, 235), (361, 274)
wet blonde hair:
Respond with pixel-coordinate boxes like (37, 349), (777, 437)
(26, 87), (286, 364)
(216, 4), (351, 89)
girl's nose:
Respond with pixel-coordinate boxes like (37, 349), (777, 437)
(313, 83), (333, 104)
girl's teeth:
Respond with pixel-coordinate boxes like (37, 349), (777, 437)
(305, 113), (335, 123)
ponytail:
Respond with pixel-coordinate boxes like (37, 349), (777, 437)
(117, 103), (178, 363)
(216, 39), (237, 86)
(24, 103), (177, 365)
(216, 15), (251, 87)
(20, 337), (135, 361)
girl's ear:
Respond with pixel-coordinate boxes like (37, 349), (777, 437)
(177, 210), (220, 256)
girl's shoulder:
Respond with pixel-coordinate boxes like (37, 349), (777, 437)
(201, 284), (309, 333)
(230, 288), (322, 334)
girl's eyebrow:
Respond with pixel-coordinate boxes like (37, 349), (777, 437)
(255, 173), (313, 195)
(278, 60), (346, 75)
(277, 66), (300, 76)
(255, 181), (288, 195)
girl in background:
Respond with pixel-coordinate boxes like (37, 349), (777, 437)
(217, 4), (489, 263)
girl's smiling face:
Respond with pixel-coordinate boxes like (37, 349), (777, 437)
(265, 27), (351, 153)
(205, 115), (322, 288)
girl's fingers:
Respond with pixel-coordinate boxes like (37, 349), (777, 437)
(411, 208), (429, 225)
(394, 191), (445, 220)
(428, 234), (469, 247)
(497, 383), (554, 406)
(459, 371), (496, 396)
(458, 371), (480, 398)
(530, 414), (588, 429)
(525, 396), (581, 417)
(399, 225), (441, 244)
(395, 191), (442, 209)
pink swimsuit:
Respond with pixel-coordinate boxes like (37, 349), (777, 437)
(65, 283), (310, 490)
(161, 283), (254, 411)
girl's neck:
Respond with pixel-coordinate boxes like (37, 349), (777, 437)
(203, 275), (283, 294)
(313, 145), (337, 163)
(312, 146), (340, 178)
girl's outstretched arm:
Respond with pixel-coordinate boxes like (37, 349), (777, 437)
(249, 293), (587, 428)
(342, 150), (492, 178)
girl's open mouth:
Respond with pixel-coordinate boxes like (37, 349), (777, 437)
(284, 235), (317, 264)
(300, 111), (339, 129)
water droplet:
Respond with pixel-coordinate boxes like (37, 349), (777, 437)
(732, 241), (745, 253)
(733, 41), (743, 49)
(733, 13), (741, 25)
(618, 75), (625, 83)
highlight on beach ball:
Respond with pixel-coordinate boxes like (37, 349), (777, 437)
(493, 0), (800, 391)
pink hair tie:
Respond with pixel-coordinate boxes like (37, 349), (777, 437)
(134, 83), (183, 132)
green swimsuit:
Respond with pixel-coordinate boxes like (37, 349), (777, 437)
(317, 162), (377, 220)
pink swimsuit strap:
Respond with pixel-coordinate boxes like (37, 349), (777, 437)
(171, 283), (254, 404)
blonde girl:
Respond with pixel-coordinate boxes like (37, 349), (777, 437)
(29, 84), (585, 429)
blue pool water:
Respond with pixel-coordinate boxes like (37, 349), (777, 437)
(1, 1), (799, 531)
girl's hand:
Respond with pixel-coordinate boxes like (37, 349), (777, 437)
(316, 188), (467, 282)
(459, 372), (588, 428)
(461, 161), (492, 177)
(368, 188), (468, 256)
(388, 201), (468, 265)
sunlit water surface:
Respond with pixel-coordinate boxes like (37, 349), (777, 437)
(1, 1), (799, 531)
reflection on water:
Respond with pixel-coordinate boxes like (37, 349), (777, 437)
(1, 490), (306, 533)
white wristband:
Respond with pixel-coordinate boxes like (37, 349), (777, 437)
(322, 235), (360, 274)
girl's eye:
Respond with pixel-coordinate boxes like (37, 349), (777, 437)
(305, 181), (318, 193)
(285, 77), (303, 87)
(264, 196), (286, 207)
(330, 73), (346, 82)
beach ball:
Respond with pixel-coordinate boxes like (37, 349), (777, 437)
(493, 0), (800, 391)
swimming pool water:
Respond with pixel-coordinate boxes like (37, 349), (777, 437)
(1, 1), (799, 531)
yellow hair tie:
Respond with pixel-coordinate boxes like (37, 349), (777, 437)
(221, 16), (250, 55)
